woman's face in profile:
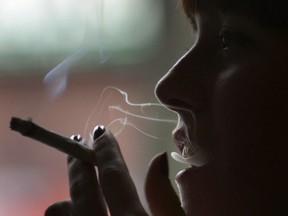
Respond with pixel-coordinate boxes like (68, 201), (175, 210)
(155, 0), (288, 215)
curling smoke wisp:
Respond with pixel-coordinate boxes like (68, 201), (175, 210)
(43, 47), (86, 98)
(43, 0), (108, 99)
(83, 86), (178, 141)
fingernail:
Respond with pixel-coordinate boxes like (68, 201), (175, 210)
(70, 134), (82, 142)
(93, 125), (105, 140)
(160, 152), (169, 177)
(68, 134), (82, 163)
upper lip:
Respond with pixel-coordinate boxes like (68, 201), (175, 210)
(165, 99), (198, 145)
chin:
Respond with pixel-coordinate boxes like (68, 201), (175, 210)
(175, 158), (288, 216)
(175, 163), (228, 216)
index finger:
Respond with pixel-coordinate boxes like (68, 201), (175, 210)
(68, 135), (107, 216)
(67, 155), (107, 216)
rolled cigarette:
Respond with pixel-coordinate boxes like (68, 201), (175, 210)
(10, 117), (97, 165)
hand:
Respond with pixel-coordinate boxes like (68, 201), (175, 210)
(45, 129), (185, 216)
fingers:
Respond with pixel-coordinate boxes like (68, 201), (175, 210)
(67, 155), (107, 216)
(68, 134), (107, 216)
(93, 129), (148, 216)
(145, 152), (186, 216)
(45, 200), (74, 216)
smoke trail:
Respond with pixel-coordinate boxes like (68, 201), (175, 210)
(83, 86), (178, 141)
(43, 0), (109, 99)
(43, 47), (86, 99)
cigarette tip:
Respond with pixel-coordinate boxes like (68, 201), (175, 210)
(10, 117), (35, 135)
(10, 117), (21, 130)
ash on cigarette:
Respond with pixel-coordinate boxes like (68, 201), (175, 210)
(10, 117), (36, 136)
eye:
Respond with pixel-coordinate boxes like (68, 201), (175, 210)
(218, 28), (250, 50)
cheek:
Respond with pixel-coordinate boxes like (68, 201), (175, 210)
(212, 64), (288, 208)
(213, 64), (288, 163)
(215, 67), (264, 141)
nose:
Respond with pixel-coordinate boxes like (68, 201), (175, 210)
(155, 46), (212, 112)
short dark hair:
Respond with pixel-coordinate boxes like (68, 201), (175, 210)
(181, 0), (288, 30)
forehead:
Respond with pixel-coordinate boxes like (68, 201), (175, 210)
(182, 0), (288, 30)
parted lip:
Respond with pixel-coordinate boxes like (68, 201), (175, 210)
(172, 126), (199, 159)
(172, 114), (196, 152)
(165, 99), (210, 166)
(172, 129), (185, 152)
(171, 114), (210, 167)
(172, 118), (198, 158)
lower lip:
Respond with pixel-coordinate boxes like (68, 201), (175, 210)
(174, 166), (202, 213)
(175, 164), (215, 215)
(175, 162), (213, 184)
(176, 166), (198, 182)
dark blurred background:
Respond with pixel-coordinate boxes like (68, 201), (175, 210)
(0, 0), (194, 215)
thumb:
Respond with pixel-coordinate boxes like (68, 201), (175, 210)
(145, 152), (185, 216)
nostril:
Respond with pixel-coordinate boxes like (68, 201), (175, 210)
(166, 99), (193, 112)
(155, 76), (187, 111)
